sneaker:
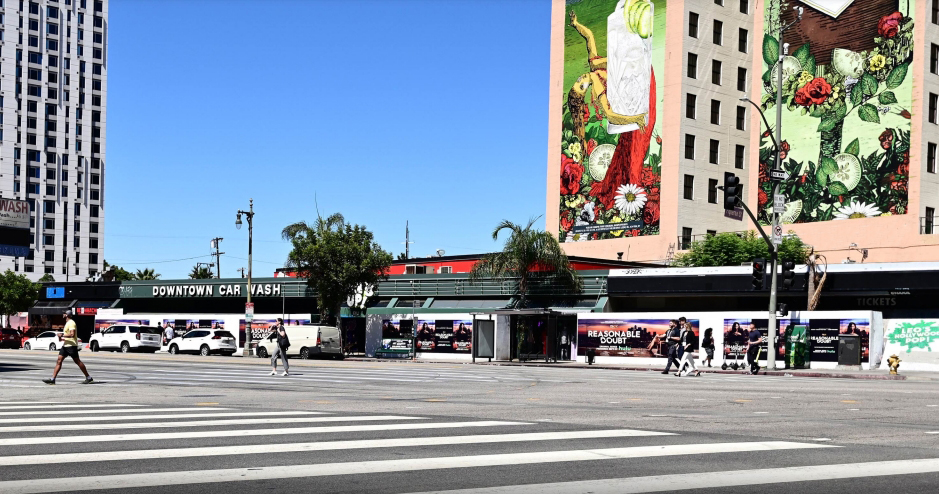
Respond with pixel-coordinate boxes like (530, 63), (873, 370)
(81, 377), (94, 384)
(281, 371), (288, 376)
(269, 370), (276, 376)
(660, 371), (669, 374)
(42, 378), (55, 385)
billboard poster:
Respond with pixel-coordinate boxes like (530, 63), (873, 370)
(558, 0), (665, 242)
(416, 320), (437, 352)
(758, 1), (913, 225)
(453, 320), (473, 353)
(164, 319), (226, 334)
(577, 318), (698, 358)
(414, 320), (472, 353)
(378, 319), (413, 357)
(723, 319), (751, 361)
(840, 317), (871, 360)
(884, 320), (939, 368)
(809, 319), (842, 361)
(0, 197), (31, 257)
(94, 318), (152, 332)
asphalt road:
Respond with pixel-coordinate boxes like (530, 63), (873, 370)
(1, 349), (938, 494)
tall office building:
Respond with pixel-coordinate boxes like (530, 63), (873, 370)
(549, 0), (939, 264)
(0, 0), (107, 280)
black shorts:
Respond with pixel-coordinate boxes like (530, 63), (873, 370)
(59, 346), (80, 359)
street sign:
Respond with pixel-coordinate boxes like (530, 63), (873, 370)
(773, 194), (786, 214)
(772, 224), (783, 245)
(771, 170), (787, 181)
(245, 302), (254, 321)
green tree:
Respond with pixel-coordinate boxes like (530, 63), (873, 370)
(134, 268), (160, 280)
(0, 270), (39, 324)
(189, 265), (214, 279)
(282, 213), (393, 326)
(672, 231), (811, 267)
(37, 273), (56, 283)
(103, 260), (135, 282)
(470, 217), (583, 308)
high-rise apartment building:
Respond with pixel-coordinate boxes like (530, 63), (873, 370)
(549, 0), (939, 264)
(0, 0), (107, 281)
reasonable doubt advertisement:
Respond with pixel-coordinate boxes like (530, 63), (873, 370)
(378, 320), (413, 357)
(721, 317), (870, 363)
(577, 318), (698, 358)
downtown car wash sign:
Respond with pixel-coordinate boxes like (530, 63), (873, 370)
(117, 280), (310, 299)
(0, 198), (31, 257)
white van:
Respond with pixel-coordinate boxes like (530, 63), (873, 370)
(254, 325), (343, 360)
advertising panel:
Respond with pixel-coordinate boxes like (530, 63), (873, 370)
(883, 319), (939, 369)
(577, 318), (698, 357)
(378, 319), (413, 357)
(759, 1), (913, 224)
(558, 0), (665, 242)
(238, 318), (311, 346)
(722, 317), (869, 363)
(415, 319), (474, 353)
(94, 318), (152, 332)
(0, 197), (32, 257)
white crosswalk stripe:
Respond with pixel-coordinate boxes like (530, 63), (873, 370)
(0, 415), (420, 432)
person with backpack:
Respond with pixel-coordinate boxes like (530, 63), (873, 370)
(701, 327), (715, 368)
(267, 318), (290, 376)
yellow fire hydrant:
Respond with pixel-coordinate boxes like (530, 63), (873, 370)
(887, 354), (902, 375)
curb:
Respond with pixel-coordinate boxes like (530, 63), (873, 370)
(344, 357), (908, 380)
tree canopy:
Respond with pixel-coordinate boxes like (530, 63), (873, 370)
(37, 273), (56, 283)
(135, 268), (160, 280)
(671, 231), (812, 267)
(0, 270), (40, 319)
(103, 260), (135, 282)
(282, 213), (393, 326)
(470, 217), (583, 308)
(189, 265), (214, 279)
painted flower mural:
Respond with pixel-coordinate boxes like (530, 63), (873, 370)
(559, 0), (664, 242)
(758, 1), (912, 225)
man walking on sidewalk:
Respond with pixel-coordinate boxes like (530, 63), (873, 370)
(661, 320), (682, 374)
(43, 310), (92, 385)
(746, 322), (763, 374)
(267, 318), (290, 376)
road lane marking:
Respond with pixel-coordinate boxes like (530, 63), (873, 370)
(0, 420), (529, 446)
(0, 404), (145, 410)
(0, 415), (419, 433)
(3, 407), (232, 416)
(0, 441), (833, 493)
(0, 429), (673, 466)
(404, 458), (939, 494)
(0, 411), (324, 424)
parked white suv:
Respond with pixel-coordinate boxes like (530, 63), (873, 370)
(167, 329), (237, 356)
(89, 325), (162, 353)
(254, 325), (343, 360)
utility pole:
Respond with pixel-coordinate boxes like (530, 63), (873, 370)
(211, 237), (225, 278)
(403, 221), (414, 259)
(238, 267), (246, 278)
(236, 199), (255, 357)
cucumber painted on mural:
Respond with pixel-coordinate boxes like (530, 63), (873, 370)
(759, 0), (913, 224)
(559, 0), (665, 242)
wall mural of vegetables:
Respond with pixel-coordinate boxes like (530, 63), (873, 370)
(758, 0), (912, 224)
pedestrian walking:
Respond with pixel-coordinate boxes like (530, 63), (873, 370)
(701, 327), (715, 367)
(267, 318), (290, 376)
(677, 322), (700, 377)
(162, 322), (175, 347)
(660, 320), (682, 374)
(43, 310), (92, 385)
(746, 322), (763, 373)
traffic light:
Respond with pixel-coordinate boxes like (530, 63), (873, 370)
(723, 173), (741, 210)
(751, 258), (766, 290)
(778, 303), (789, 317)
(781, 260), (796, 290)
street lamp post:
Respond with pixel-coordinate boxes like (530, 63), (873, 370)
(236, 199), (255, 357)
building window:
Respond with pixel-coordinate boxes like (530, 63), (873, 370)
(713, 20), (723, 45)
(708, 179), (719, 204)
(91, 222), (99, 233)
(683, 175), (694, 200)
(90, 238), (98, 249)
(736, 105), (746, 130)
(28, 51), (42, 64)
(47, 6), (59, 18)
(932, 44), (939, 74)
(47, 39), (58, 51)
(689, 12), (699, 38)
(737, 67), (748, 92)
(89, 253), (98, 265)
(28, 35), (38, 47)
(688, 53), (698, 79)
(92, 63), (102, 75)
(710, 99), (721, 125)
(43, 200), (55, 213)
(91, 173), (100, 185)
(685, 134), (696, 159)
(926, 207), (936, 234)
(90, 205), (99, 217)
(712, 60), (722, 85)
(45, 168), (56, 180)
(47, 23), (58, 35)
(738, 28), (748, 53)
(45, 250), (55, 262)
(681, 227), (693, 250)
(27, 68), (41, 81)
(934, 0), (939, 25)
(740, 0), (749, 14)
(43, 218), (55, 230)
(929, 143), (937, 173)
(735, 144), (745, 169)
(931, 93), (938, 124)
(45, 184), (55, 196)
(709, 139), (720, 164)
(43, 235), (53, 246)
(90, 189), (99, 200)
(686, 93), (697, 119)
(94, 32), (103, 44)
(62, 186), (68, 197)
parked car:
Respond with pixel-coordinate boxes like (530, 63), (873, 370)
(89, 325), (162, 353)
(254, 325), (343, 360)
(23, 331), (81, 351)
(0, 328), (22, 349)
(167, 329), (237, 356)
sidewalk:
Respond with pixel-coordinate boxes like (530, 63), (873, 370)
(345, 356), (933, 381)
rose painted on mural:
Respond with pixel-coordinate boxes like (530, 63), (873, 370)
(586, 138), (597, 157)
(560, 155), (583, 196)
(779, 140), (790, 161)
(645, 185), (660, 203)
(560, 211), (574, 232)
(642, 201), (659, 225)
(898, 163), (910, 176)
(759, 189), (769, 208)
(793, 78), (832, 107)
(901, 150), (910, 165)
(891, 180), (907, 193)
(640, 167), (658, 187)
(879, 129), (894, 149)
(878, 11), (903, 39)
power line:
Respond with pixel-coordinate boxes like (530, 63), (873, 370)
(107, 254), (214, 265)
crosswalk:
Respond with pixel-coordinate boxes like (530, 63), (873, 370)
(0, 400), (937, 493)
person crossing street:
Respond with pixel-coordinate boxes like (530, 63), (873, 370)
(43, 310), (92, 385)
(267, 318), (290, 376)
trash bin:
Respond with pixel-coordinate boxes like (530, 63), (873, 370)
(838, 334), (861, 366)
(786, 325), (810, 369)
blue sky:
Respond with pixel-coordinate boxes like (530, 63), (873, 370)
(104, 0), (551, 279)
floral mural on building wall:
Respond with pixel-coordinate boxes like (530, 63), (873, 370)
(559, 0), (665, 242)
(758, 0), (913, 224)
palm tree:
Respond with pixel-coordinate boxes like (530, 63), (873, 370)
(469, 217), (583, 309)
(189, 265), (214, 279)
(134, 268), (160, 280)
